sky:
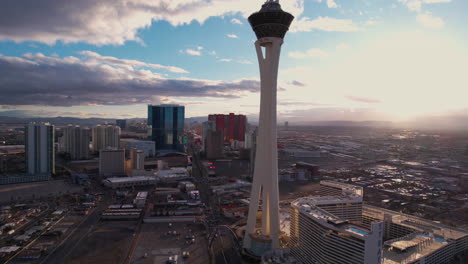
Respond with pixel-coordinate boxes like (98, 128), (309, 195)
(0, 0), (467, 122)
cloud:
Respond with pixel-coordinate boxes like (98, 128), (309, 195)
(416, 12), (445, 29)
(291, 17), (360, 33)
(316, 0), (338, 8)
(400, 0), (423, 12)
(365, 20), (379, 26)
(327, 0), (338, 8)
(397, 1), (448, 29)
(422, 0), (451, 3)
(0, 52), (260, 107)
(0, 0), (305, 45)
(279, 100), (323, 106)
(0, 109), (111, 118)
(346, 96), (381, 104)
(218, 58), (253, 64)
(336, 43), (351, 51)
(398, 0), (452, 12)
(289, 48), (329, 59)
(183, 49), (202, 56)
(236, 59), (253, 64)
(231, 18), (243, 25)
(79, 50), (188, 73)
(227, 34), (239, 39)
(315, 0), (338, 8)
(290, 80), (305, 87)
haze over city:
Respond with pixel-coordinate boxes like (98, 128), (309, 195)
(1, 0), (467, 124)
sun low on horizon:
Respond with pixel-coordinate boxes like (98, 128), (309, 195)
(0, 0), (467, 123)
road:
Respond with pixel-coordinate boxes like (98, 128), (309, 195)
(213, 228), (241, 264)
(189, 144), (244, 264)
(39, 194), (111, 264)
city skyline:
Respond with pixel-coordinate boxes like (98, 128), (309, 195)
(0, 1), (467, 263)
(0, 0), (467, 122)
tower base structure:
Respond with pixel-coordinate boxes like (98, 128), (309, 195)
(248, 232), (273, 257)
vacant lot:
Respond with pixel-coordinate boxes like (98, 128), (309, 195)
(131, 222), (209, 264)
(66, 221), (137, 264)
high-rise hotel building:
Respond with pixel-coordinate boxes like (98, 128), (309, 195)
(92, 125), (120, 152)
(290, 181), (381, 264)
(61, 125), (90, 160)
(290, 181), (468, 264)
(25, 122), (55, 176)
(208, 113), (247, 143)
(147, 104), (185, 152)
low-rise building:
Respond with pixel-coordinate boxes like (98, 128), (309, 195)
(133, 191), (148, 208)
(102, 176), (157, 189)
(157, 167), (190, 183)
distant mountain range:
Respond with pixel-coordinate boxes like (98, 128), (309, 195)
(0, 114), (467, 131)
(0, 116), (135, 127)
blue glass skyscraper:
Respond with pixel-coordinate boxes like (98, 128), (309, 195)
(147, 104), (185, 152)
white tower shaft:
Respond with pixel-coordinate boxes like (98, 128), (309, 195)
(244, 37), (283, 250)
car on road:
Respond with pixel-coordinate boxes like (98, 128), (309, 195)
(167, 255), (178, 264)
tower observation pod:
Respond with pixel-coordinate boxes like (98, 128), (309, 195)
(243, 0), (294, 256)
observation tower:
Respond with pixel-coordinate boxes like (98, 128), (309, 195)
(243, 0), (294, 256)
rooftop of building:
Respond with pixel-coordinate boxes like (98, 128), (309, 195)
(211, 180), (252, 192)
(27, 122), (52, 126)
(295, 161), (319, 167)
(158, 167), (188, 177)
(382, 232), (450, 264)
(103, 176), (156, 183)
(364, 204), (468, 241)
(293, 202), (371, 239)
(320, 180), (362, 190)
(148, 104), (184, 107)
(292, 194), (363, 208)
(99, 148), (124, 154)
(135, 192), (148, 199)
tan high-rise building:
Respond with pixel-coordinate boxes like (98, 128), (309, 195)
(61, 125), (90, 160)
(128, 149), (145, 170)
(92, 125), (120, 152)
